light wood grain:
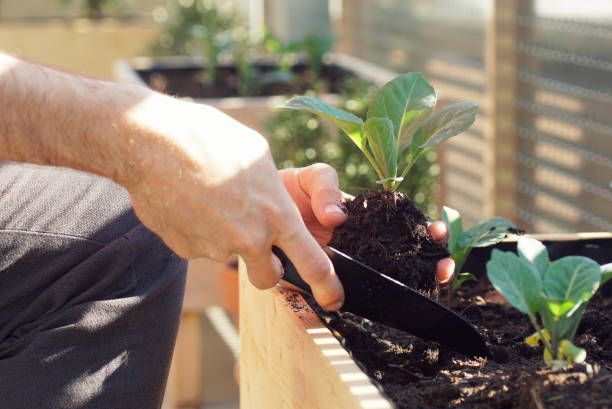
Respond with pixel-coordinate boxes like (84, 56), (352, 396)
(484, 0), (520, 221)
(239, 259), (393, 409)
(172, 311), (205, 408)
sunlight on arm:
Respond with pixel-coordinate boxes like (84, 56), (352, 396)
(0, 52), (19, 75)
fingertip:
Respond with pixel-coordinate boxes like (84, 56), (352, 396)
(321, 204), (348, 227)
(279, 231), (345, 310)
(429, 221), (449, 244)
(437, 258), (455, 285)
(324, 299), (344, 311)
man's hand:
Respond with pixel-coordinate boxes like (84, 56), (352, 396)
(279, 164), (455, 285)
(0, 52), (451, 308)
(124, 98), (345, 310)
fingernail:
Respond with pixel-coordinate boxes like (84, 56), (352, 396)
(325, 204), (344, 214)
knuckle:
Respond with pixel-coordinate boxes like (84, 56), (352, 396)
(260, 202), (283, 222)
(232, 231), (263, 258)
(278, 224), (303, 243)
(247, 271), (276, 290)
(309, 163), (339, 181)
(305, 257), (332, 284)
(309, 162), (334, 173)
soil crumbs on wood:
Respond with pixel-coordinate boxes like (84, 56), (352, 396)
(313, 190), (611, 409)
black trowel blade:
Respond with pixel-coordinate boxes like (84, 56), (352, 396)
(272, 245), (490, 358)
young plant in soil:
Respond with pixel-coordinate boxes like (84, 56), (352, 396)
(279, 73), (478, 296)
(487, 237), (611, 369)
(442, 206), (519, 290)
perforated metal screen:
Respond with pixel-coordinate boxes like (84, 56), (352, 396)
(334, 0), (612, 232)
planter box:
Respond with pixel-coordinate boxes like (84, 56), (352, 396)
(113, 53), (396, 135)
(238, 258), (393, 409)
(239, 233), (612, 409)
(0, 18), (160, 79)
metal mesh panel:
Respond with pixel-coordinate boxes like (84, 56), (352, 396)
(336, 0), (488, 226)
(336, 0), (612, 232)
(516, 1), (612, 232)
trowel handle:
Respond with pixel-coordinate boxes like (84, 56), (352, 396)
(272, 246), (313, 295)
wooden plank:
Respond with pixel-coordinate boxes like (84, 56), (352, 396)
(239, 259), (392, 409)
(183, 259), (222, 311)
(172, 312), (204, 408)
(484, 0), (521, 221)
(524, 232), (612, 241)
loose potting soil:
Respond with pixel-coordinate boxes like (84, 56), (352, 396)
(311, 289), (611, 409)
(311, 191), (611, 409)
(329, 190), (449, 299)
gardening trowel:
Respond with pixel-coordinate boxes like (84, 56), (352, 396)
(272, 246), (490, 358)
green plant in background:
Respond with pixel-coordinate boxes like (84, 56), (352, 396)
(151, 0), (241, 84)
(301, 34), (335, 78)
(487, 237), (611, 368)
(442, 206), (518, 290)
(267, 78), (439, 212)
(232, 29), (259, 97)
(58, 0), (124, 19)
(150, 1), (339, 95)
(279, 73), (478, 191)
(262, 28), (300, 73)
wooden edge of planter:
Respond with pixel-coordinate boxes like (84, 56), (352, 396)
(327, 53), (398, 87)
(524, 232), (612, 241)
(239, 258), (394, 409)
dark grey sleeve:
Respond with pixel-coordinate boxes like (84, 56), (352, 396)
(0, 161), (187, 409)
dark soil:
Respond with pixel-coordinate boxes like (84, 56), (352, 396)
(311, 191), (611, 408)
(329, 190), (449, 299)
(137, 62), (352, 99)
(311, 285), (611, 409)
(318, 192), (612, 409)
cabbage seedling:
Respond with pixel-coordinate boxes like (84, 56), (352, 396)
(442, 206), (518, 290)
(487, 237), (610, 368)
(279, 73), (478, 191)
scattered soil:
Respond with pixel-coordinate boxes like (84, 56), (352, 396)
(137, 62), (353, 99)
(329, 190), (449, 298)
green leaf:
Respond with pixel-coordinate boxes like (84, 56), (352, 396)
(558, 303), (587, 340)
(560, 340), (586, 363)
(451, 272), (478, 291)
(442, 206), (463, 255)
(278, 96), (365, 148)
(418, 102), (479, 148)
(486, 249), (543, 315)
(601, 263), (612, 285)
(544, 256), (601, 303)
(363, 118), (398, 180)
(367, 73), (436, 151)
(458, 217), (517, 249)
(517, 237), (550, 275)
(545, 298), (577, 317)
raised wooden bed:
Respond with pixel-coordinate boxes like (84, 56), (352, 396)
(239, 233), (612, 409)
(239, 256), (393, 409)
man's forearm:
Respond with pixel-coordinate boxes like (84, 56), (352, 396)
(0, 52), (155, 184)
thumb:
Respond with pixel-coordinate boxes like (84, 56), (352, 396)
(298, 163), (347, 228)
